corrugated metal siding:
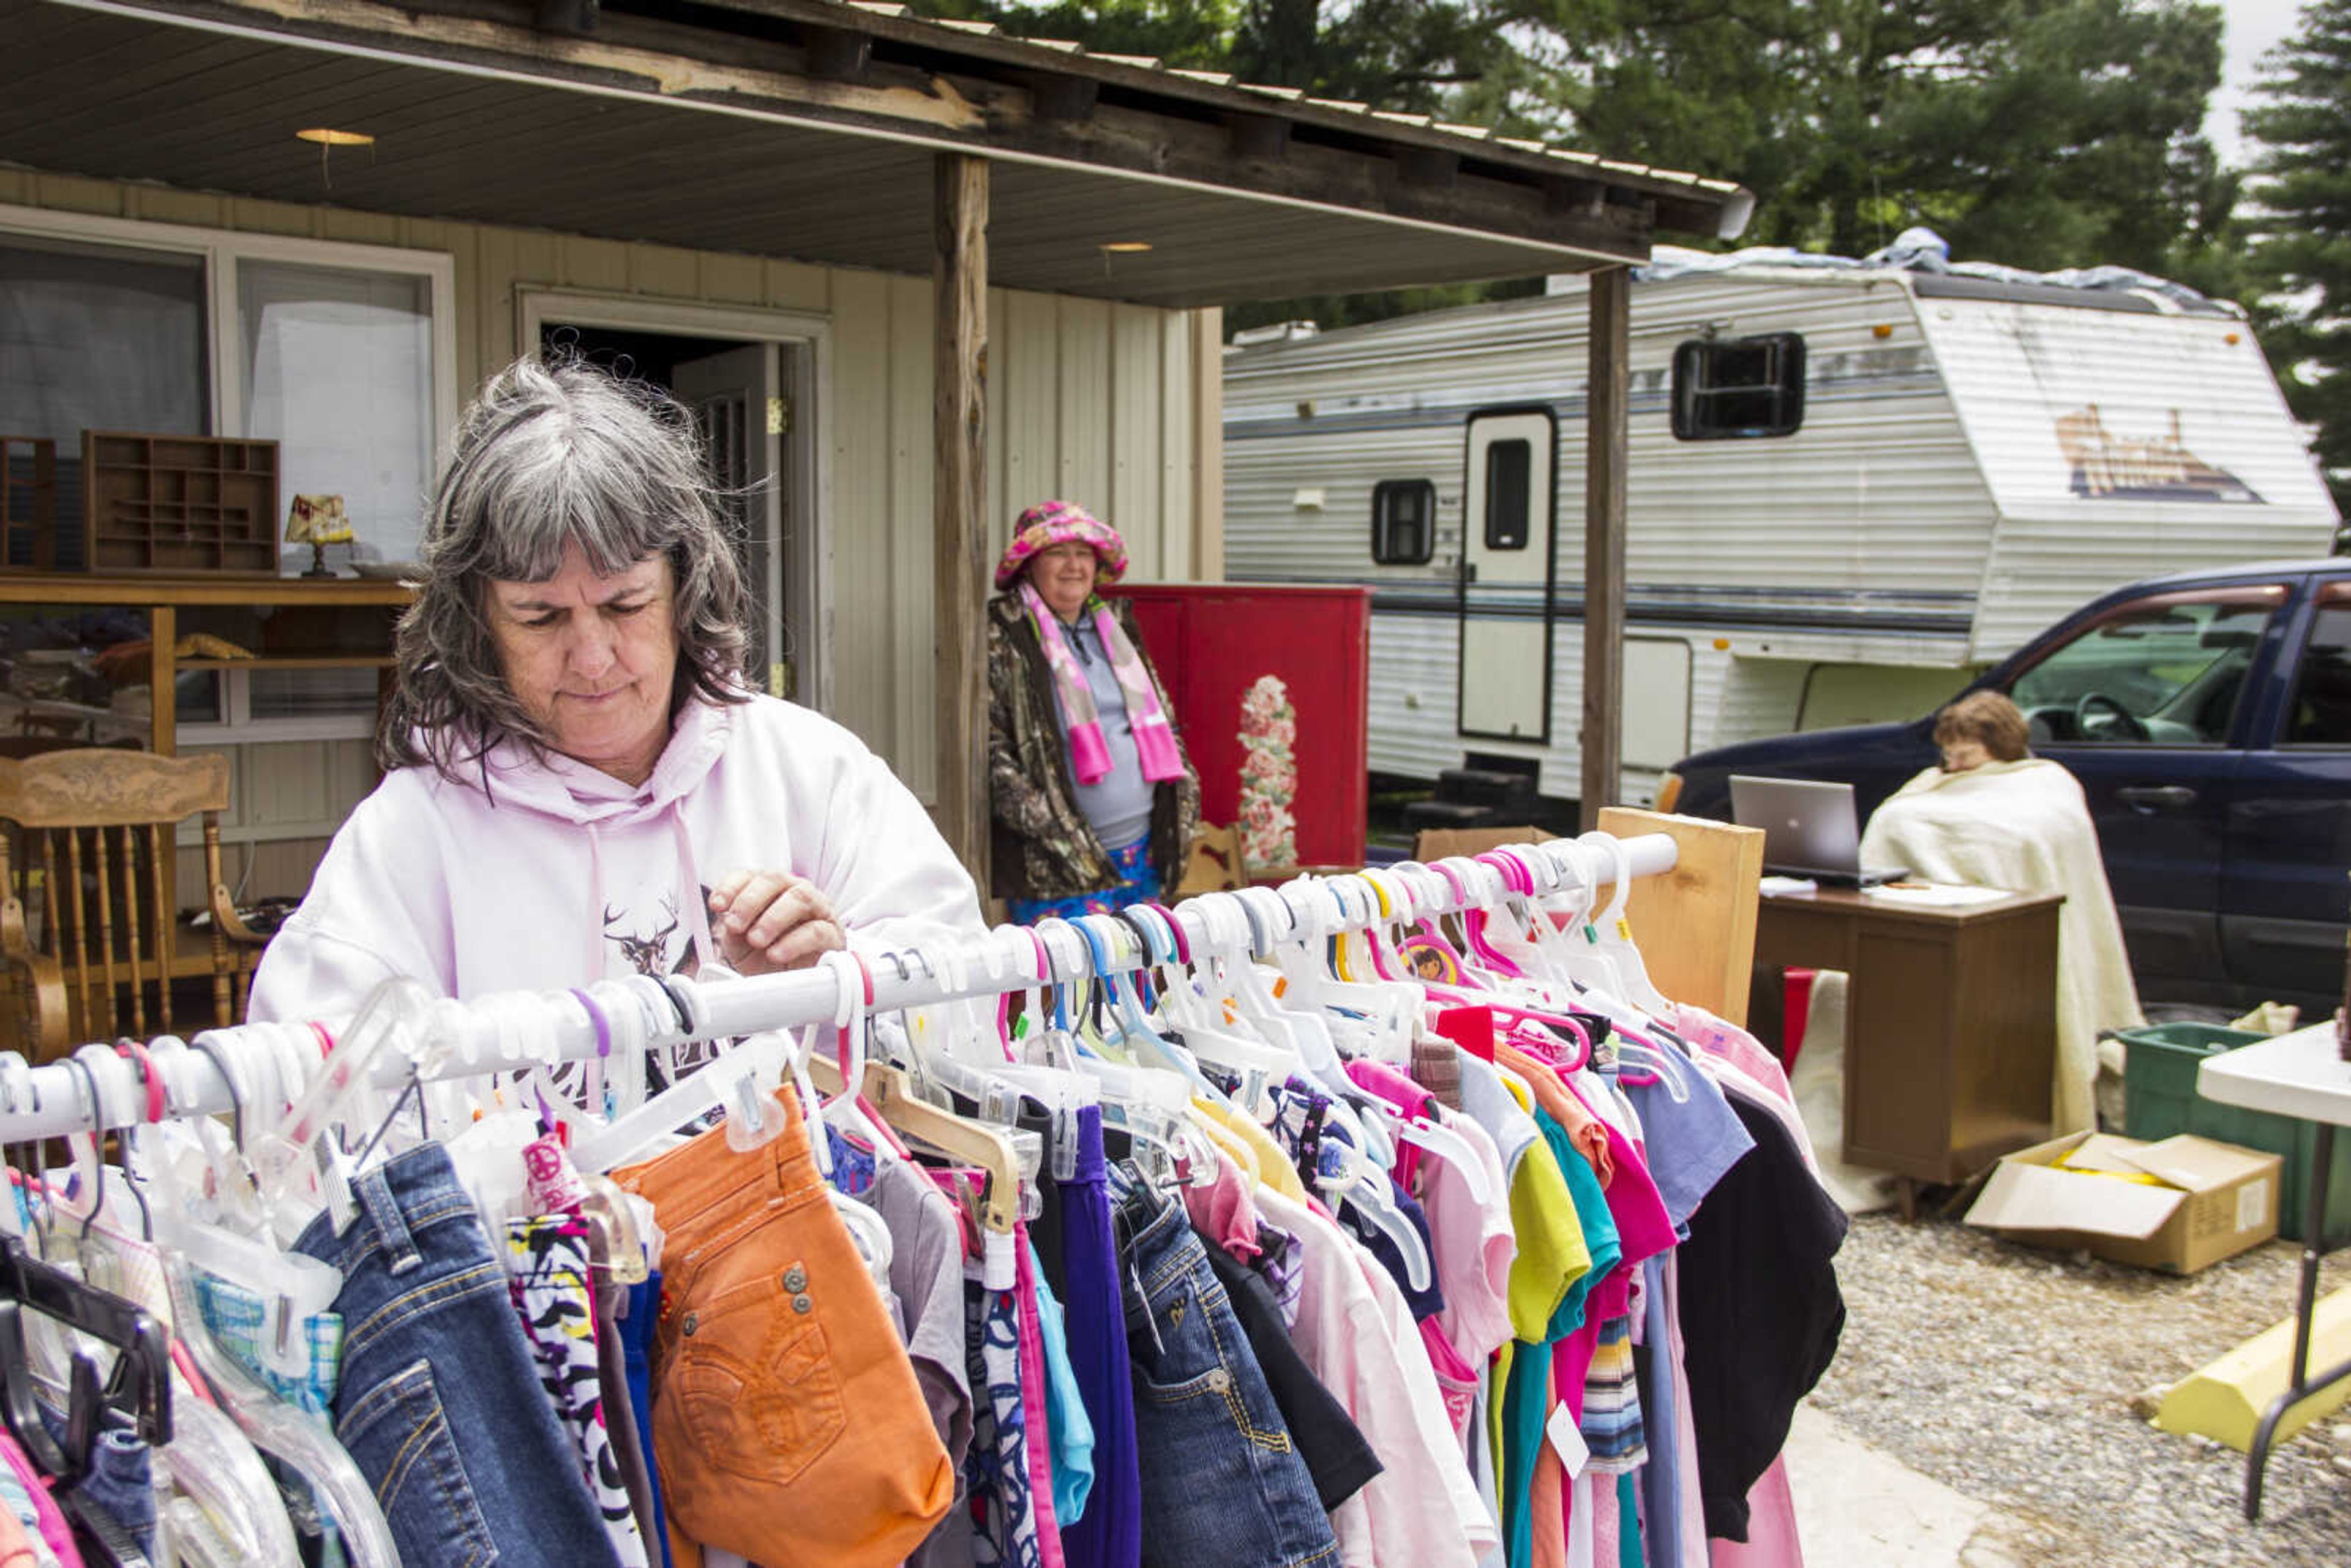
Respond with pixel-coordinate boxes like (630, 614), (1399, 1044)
(0, 169), (1210, 820)
(1228, 272), (1997, 610)
(1230, 270), (1997, 790)
(1364, 610), (1690, 802)
(1918, 296), (2341, 657)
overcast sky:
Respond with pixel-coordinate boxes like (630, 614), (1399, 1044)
(2210, 0), (2312, 166)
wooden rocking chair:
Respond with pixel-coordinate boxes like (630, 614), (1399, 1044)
(0, 749), (267, 1059)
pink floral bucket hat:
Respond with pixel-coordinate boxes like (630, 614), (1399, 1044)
(993, 499), (1129, 590)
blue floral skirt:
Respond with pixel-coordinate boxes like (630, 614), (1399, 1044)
(1008, 838), (1162, 925)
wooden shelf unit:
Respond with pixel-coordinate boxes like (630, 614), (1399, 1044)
(81, 433), (280, 577)
(0, 575), (413, 754)
(1, 437), (58, 572)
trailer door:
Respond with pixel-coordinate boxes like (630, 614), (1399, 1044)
(1458, 407), (1558, 743)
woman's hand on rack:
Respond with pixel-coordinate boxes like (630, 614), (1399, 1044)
(708, 870), (845, 975)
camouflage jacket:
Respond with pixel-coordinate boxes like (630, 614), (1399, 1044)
(986, 593), (1201, 901)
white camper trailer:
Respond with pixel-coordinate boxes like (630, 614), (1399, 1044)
(1221, 239), (2342, 808)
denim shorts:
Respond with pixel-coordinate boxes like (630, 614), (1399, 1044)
(295, 1144), (621, 1568)
(1113, 1168), (1338, 1568)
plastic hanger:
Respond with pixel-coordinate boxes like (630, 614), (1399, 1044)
(571, 1026), (797, 1176)
(1573, 831), (1678, 1014)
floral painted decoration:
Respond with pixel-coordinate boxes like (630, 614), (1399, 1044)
(1238, 673), (1299, 871)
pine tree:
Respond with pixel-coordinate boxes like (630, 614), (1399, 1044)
(2242, 0), (2351, 514)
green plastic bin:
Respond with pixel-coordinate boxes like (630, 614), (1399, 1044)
(2121, 1022), (2351, 1248)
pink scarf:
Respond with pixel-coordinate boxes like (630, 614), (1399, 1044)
(1018, 582), (1185, 786)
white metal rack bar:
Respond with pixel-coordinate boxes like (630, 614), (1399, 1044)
(0, 833), (1676, 1143)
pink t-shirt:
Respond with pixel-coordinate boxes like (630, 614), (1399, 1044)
(1181, 1144), (1264, 1262)
(1255, 1187), (1488, 1568)
(1343, 1061), (1519, 1382)
(0, 1431), (74, 1566)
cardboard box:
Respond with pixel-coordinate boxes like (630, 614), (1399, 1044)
(1411, 826), (1555, 862)
(1963, 1131), (2281, 1274)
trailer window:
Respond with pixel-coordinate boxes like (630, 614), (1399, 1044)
(1672, 332), (1806, 440)
(1370, 479), (1436, 565)
(1483, 440), (1531, 550)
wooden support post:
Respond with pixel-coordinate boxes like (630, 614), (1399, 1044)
(934, 152), (991, 882)
(1580, 266), (1629, 830)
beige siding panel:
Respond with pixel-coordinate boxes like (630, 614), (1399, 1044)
(471, 228), (527, 376)
(225, 196), (315, 236)
(561, 235), (631, 294)
(888, 270), (937, 801)
(318, 208), (404, 247)
(225, 837), (334, 902)
(978, 290), (1006, 557)
(1000, 291), (1059, 546)
(828, 267), (895, 761)
(240, 740), (332, 831)
(1160, 311), (1198, 581)
(700, 252), (765, 306)
(417, 222), (484, 391)
(1057, 296), (1111, 511)
(34, 174), (124, 215)
(0, 171), (29, 204)
(1111, 303), (1161, 578)
(130, 189), (228, 228)
(630, 242), (702, 301)
(763, 259), (830, 312)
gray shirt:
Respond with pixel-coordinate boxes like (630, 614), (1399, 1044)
(1046, 612), (1157, 852)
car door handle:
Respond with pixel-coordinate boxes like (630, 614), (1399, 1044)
(2115, 785), (2198, 810)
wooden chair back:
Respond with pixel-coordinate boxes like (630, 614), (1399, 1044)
(0, 749), (244, 1057)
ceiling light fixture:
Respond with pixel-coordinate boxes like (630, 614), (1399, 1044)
(1100, 241), (1153, 253)
(294, 128), (375, 148)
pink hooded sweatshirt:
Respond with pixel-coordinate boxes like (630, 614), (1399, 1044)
(250, 692), (984, 1023)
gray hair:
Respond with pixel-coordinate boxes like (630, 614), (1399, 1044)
(380, 354), (750, 777)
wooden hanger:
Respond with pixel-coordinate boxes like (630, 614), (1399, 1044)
(809, 1057), (1021, 1235)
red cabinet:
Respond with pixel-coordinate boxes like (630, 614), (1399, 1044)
(1106, 583), (1370, 871)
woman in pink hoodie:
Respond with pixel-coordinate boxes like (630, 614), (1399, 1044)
(250, 356), (983, 1024)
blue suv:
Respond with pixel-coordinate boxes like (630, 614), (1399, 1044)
(1662, 559), (2351, 1015)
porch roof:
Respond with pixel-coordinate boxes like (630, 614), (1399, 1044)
(0, 0), (1750, 306)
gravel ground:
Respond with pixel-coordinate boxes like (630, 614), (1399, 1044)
(1809, 1212), (2351, 1567)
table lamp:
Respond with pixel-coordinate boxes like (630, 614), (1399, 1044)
(285, 493), (353, 578)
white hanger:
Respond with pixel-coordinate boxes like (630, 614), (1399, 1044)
(1573, 832), (1677, 1014)
(571, 1024), (796, 1176)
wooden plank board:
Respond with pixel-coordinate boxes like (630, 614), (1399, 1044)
(1596, 805), (1764, 1025)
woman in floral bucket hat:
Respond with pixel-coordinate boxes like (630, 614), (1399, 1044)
(987, 499), (1199, 921)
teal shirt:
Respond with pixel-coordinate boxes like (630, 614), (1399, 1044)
(1498, 1111), (1625, 1568)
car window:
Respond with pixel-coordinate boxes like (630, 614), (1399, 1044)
(2007, 594), (2279, 746)
(2286, 601), (2351, 746)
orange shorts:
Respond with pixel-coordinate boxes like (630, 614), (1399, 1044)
(617, 1093), (953, 1567)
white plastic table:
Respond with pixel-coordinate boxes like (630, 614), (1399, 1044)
(2197, 1022), (2351, 1519)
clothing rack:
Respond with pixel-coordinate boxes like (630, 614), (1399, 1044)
(0, 833), (1680, 1144)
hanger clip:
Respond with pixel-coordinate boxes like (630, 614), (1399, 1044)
(313, 1130), (358, 1236)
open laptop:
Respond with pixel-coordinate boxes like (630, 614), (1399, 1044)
(1730, 776), (1908, 888)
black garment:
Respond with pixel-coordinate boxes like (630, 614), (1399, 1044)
(1202, 1240), (1385, 1512)
(1675, 1092), (1847, 1542)
(974, 1096), (1135, 1304)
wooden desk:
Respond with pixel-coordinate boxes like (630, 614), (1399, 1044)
(0, 574), (413, 755)
(1755, 887), (2063, 1201)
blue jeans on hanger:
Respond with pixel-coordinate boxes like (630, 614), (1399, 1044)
(1111, 1165), (1337, 1568)
(295, 1143), (621, 1568)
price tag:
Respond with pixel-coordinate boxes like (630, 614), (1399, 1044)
(1546, 1401), (1590, 1477)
